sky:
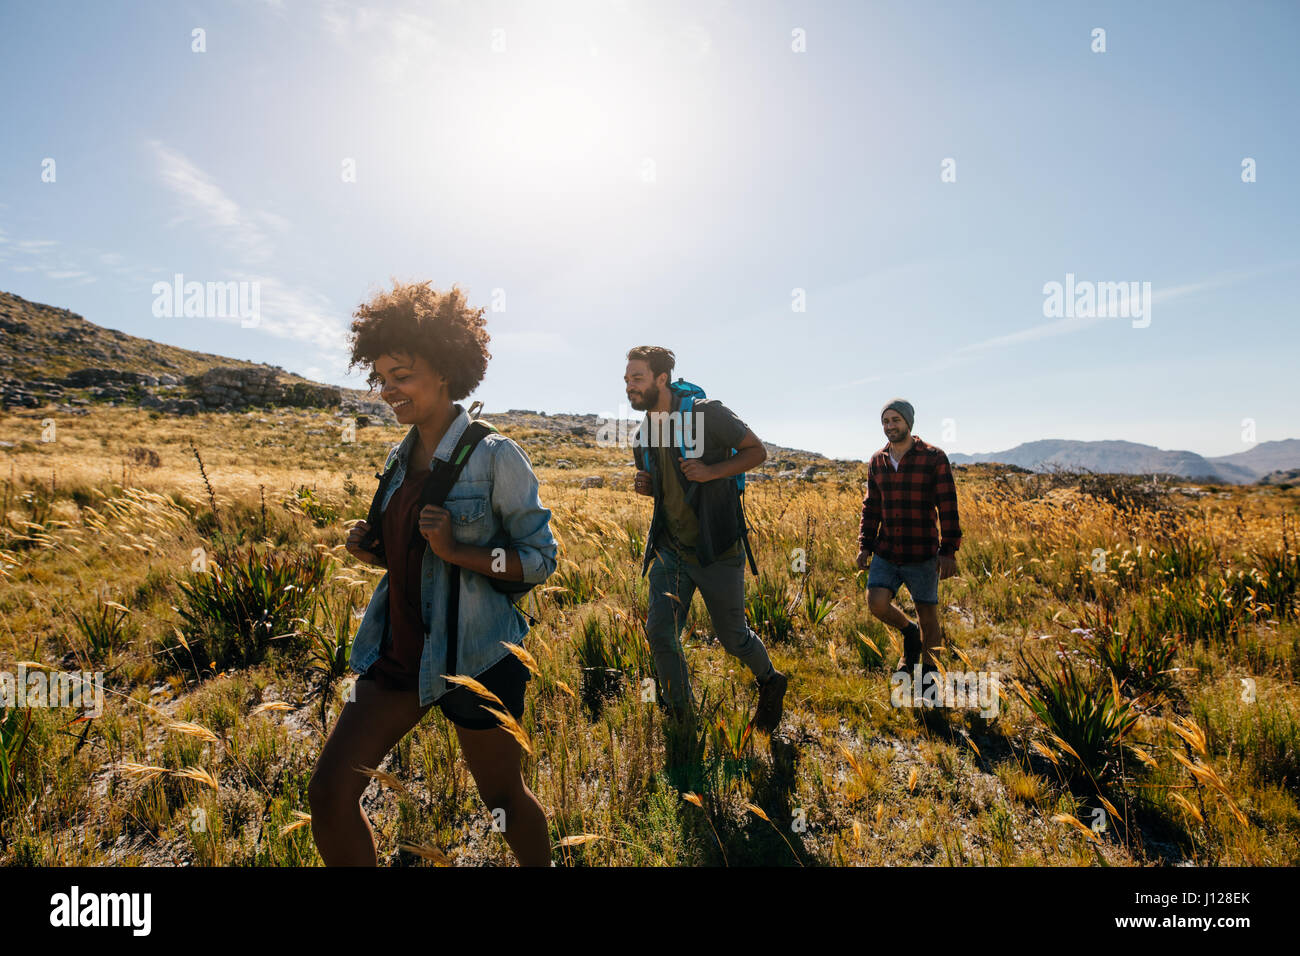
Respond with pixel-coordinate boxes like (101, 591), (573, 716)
(1, 0), (1296, 461)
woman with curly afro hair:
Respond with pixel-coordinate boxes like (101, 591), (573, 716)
(309, 280), (557, 866)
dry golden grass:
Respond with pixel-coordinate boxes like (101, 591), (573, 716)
(1, 403), (1297, 866)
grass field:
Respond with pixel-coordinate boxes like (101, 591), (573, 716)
(2, 404), (1298, 866)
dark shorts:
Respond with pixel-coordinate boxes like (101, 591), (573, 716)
(359, 652), (531, 730)
(866, 553), (940, 605)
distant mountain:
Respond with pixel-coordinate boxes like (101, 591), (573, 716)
(948, 439), (1300, 485)
(1208, 439), (1300, 479)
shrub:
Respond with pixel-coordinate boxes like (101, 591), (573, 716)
(746, 574), (795, 644)
(1015, 643), (1142, 789)
(169, 544), (331, 677)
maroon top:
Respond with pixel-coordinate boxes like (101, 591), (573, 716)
(366, 464), (430, 691)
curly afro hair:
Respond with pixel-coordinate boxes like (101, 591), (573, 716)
(347, 280), (491, 401)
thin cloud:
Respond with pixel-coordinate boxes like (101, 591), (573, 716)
(241, 273), (351, 350)
(491, 331), (574, 355)
(827, 374), (884, 391)
(149, 140), (274, 262)
(954, 260), (1300, 357)
(318, 1), (449, 84)
(144, 141), (350, 349)
(824, 260), (1300, 392)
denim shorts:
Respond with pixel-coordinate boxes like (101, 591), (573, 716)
(866, 553), (939, 605)
(361, 652), (530, 730)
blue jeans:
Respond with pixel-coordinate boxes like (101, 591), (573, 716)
(866, 554), (939, 605)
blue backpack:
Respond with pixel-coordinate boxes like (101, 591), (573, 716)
(632, 379), (758, 574)
(633, 379), (745, 495)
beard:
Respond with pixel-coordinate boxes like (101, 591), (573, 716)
(628, 382), (661, 411)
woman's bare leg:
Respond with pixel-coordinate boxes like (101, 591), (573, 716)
(308, 679), (431, 866)
(455, 724), (551, 866)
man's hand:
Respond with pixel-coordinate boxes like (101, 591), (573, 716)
(345, 519), (383, 567)
(633, 469), (654, 497)
(418, 505), (459, 560)
(679, 458), (715, 483)
(856, 549), (871, 572)
(938, 554), (958, 580)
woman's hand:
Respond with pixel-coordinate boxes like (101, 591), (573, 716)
(418, 504), (459, 560)
(345, 519), (383, 566)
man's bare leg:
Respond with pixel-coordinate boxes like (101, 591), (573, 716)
(916, 601), (942, 668)
(867, 586), (913, 631)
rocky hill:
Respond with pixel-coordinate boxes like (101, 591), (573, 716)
(0, 290), (360, 414)
(0, 290), (837, 476)
(1258, 468), (1300, 487)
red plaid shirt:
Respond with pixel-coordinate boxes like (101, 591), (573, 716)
(858, 436), (962, 563)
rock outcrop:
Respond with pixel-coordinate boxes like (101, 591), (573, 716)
(188, 367), (341, 410)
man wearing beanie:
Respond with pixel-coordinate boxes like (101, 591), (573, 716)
(856, 399), (962, 692)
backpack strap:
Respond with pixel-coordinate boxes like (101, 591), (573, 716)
(738, 489), (759, 575)
(445, 563), (461, 676)
(675, 390), (696, 461)
(358, 456), (400, 564)
(632, 414), (654, 473)
(418, 419), (494, 678)
(415, 419), (494, 516)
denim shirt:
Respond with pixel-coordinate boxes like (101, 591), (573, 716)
(348, 405), (557, 706)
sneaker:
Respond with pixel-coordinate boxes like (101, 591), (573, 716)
(752, 670), (788, 733)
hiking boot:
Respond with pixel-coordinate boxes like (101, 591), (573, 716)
(752, 670), (788, 733)
(920, 663), (941, 708)
(895, 623), (922, 674)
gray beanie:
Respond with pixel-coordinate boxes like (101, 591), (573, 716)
(881, 398), (914, 429)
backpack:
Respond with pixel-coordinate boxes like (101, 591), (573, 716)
(631, 379), (758, 574)
(357, 405), (538, 671)
(632, 380), (747, 494)
(358, 405), (535, 600)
